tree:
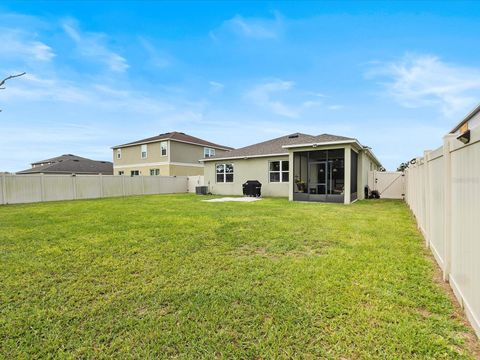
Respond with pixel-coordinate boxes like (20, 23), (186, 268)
(397, 162), (409, 172)
(0, 72), (26, 112)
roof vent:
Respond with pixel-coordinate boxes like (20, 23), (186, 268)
(288, 134), (299, 139)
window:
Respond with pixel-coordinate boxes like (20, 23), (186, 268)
(150, 169), (160, 176)
(216, 163), (234, 183)
(269, 160), (289, 183)
(160, 141), (167, 156)
(141, 144), (148, 159)
(131, 170), (139, 177)
(118, 171), (124, 175)
(204, 147), (216, 158)
(116, 149), (121, 159)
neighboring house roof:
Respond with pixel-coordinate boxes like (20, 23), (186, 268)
(31, 154), (89, 166)
(112, 131), (233, 150)
(201, 132), (356, 160)
(450, 103), (480, 134)
(17, 154), (113, 175)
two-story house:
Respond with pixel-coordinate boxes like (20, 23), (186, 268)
(112, 131), (233, 176)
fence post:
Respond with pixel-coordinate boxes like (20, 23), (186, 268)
(424, 150), (431, 248)
(141, 175), (145, 195)
(122, 175), (126, 197)
(1, 173), (6, 205)
(442, 135), (455, 282)
(72, 175), (77, 200)
(40, 173), (45, 202)
(99, 174), (104, 198)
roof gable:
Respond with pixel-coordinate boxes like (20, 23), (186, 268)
(113, 131), (233, 150)
(202, 132), (355, 160)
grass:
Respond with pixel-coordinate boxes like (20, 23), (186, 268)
(0, 194), (478, 358)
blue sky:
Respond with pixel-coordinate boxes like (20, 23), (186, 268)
(1, 1), (480, 171)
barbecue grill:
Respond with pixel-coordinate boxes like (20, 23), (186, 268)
(242, 180), (262, 197)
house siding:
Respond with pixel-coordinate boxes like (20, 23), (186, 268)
(204, 155), (289, 197)
(113, 140), (230, 176)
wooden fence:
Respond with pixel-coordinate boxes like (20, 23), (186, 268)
(0, 174), (204, 205)
(405, 125), (480, 338)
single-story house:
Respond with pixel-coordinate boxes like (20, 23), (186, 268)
(17, 154), (113, 175)
(201, 133), (382, 204)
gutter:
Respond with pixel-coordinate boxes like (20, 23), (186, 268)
(112, 138), (233, 151)
(450, 102), (480, 133)
(200, 152), (288, 162)
(282, 139), (360, 149)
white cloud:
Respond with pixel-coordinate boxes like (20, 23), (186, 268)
(212, 12), (283, 40)
(327, 105), (344, 110)
(209, 81), (224, 92)
(0, 29), (55, 61)
(246, 80), (299, 118)
(139, 37), (171, 68)
(62, 19), (129, 72)
(367, 54), (480, 117)
(245, 80), (333, 118)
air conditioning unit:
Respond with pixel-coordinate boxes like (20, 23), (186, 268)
(195, 186), (208, 195)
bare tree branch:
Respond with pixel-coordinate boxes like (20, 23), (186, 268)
(0, 72), (26, 112)
(0, 72), (26, 88)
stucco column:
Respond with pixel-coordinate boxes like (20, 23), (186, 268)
(357, 150), (363, 199)
(288, 150), (294, 201)
(344, 146), (351, 204)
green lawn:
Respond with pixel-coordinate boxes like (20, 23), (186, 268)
(0, 195), (478, 358)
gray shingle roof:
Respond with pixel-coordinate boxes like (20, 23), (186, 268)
(203, 133), (355, 161)
(31, 154), (90, 166)
(18, 154), (113, 175)
(113, 131), (233, 150)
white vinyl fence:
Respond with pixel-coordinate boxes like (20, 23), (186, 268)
(187, 175), (204, 193)
(405, 126), (480, 337)
(368, 170), (405, 199)
(0, 174), (204, 205)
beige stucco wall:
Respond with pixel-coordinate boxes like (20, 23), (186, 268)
(170, 141), (230, 163)
(113, 141), (170, 166)
(112, 164), (170, 176)
(204, 155), (289, 197)
(112, 139), (231, 176)
(169, 164), (204, 176)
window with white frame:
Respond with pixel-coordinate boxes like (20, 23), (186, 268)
(216, 163), (234, 183)
(118, 171), (124, 175)
(160, 141), (168, 156)
(141, 144), (148, 159)
(131, 170), (139, 176)
(269, 160), (289, 182)
(116, 149), (121, 159)
(204, 147), (216, 158)
(150, 169), (160, 176)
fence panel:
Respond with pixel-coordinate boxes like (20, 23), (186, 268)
(405, 126), (480, 338)
(427, 149), (445, 268)
(0, 175), (4, 204)
(0, 174), (190, 205)
(124, 176), (143, 196)
(449, 134), (480, 337)
(4, 175), (42, 204)
(43, 175), (75, 201)
(75, 176), (102, 199)
(187, 175), (204, 193)
(102, 176), (124, 197)
(368, 171), (404, 199)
